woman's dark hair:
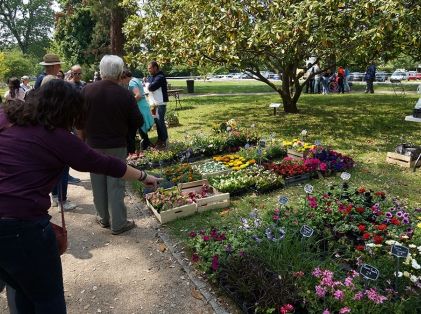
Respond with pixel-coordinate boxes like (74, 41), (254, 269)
(3, 79), (86, 131)
(121, 69), (132, 79)
(57, 70), (65, 79)
(7, 77), (20, 99)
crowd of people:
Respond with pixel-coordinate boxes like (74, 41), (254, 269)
(304, 62), (377, 95)
(0, 53), (163, 313)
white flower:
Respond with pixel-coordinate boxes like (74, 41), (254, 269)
(410, 275), (418, 283)
(395, 271), (403, 277)
(366, 243), (376, 248)
(417, 246), (421, 252)
(300, 129), (308, 136)
(412, 259), (421, 270)
(386, 240), (398, 245)
(226, 127), (231, 131)
(409, 244), (416, 248)
(403, 271), (410, 278)
(251, 124), (255, 128)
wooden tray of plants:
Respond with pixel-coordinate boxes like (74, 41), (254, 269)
(287, 149), (307, 159)
(145, 187), (197, 224)
(178, 179), (230, 213)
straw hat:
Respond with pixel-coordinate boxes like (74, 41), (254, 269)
(39, 53), (62, 66)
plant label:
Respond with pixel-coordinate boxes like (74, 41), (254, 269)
(257, 148), (262, 156)
(259, 139), (266, 148)
(341, 172), (351, 181)
(304, 184), (313, 194)
(278, 196), (288, 205)
(244, 143), (250, 149)
(391, 244), (409, 258)
(359, 264), (379, 280)
(314, 140), (321, 146)
(300, 225), (314, 237)
(279, 228), (286, 239)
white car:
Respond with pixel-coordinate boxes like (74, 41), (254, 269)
(390, 71), (408, 82)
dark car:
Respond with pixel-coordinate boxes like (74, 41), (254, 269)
(375, 71), (387, 82)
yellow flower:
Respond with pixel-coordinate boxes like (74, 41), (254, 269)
(417, 222), (421, 229)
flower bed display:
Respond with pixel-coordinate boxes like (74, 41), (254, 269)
(183, 182), (421, 313)
(264, 157), (311, 179)
(306, 147), (354, 174)
(282, 138), (315, 158)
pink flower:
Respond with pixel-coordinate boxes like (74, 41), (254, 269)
(366, 288), (387, 304)
(323, 310), (331, 314)
(353, 291), (364, 301)
(315, 285), (327, 298)
(344, 276), (354, 287)
(279, 304), (294, 314)
(334, 290), (344, 300)
(191, 253), (199, 263)
(312, 267), (323, 278)
(188, 231), (197, 238)
(320, 162), (327, 171)
(203, 235), (210, 241)
(339, 307), (351, 314)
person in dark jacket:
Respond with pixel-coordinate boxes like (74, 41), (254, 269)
(80, 55), (144, 235)
(0, 80), (159, 313)
(365, 62), (376, 94)
(146, 61), (169, 148)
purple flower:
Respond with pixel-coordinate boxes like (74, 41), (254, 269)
(396, 211), (403, 218)
(225, 244), (233, 254)
(239, 251), (245, 257)
(334, 290), (344, 300)
(385, 212), (393, 218)
(339, 307), (351, 314)
(211, 255), (219, 271)
(403, 213), (409, 219)
(322, 310), (331, 314)
(402, 218), (410, 224)
(315, 285), (327, 298)
(312, 267), (323, 278)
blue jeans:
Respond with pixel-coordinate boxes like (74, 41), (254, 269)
(155, 105), (168, 142)
(52, 166), (69, 201)
(0, 217), (66, 313)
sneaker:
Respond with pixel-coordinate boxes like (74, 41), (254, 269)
(68, 176), (81, 184)
(51, 197), (58, 207)
(59, 200), (77, 212)
(111, 220), (136, 235)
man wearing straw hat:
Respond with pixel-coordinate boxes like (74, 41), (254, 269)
(34, 53), (63, 89)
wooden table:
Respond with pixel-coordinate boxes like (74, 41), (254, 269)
(167, 89), (183, 110)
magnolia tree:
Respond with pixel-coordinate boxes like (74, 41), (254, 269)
(123, 0), (419, 113)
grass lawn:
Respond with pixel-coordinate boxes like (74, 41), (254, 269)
(164, 92), (421, 237)
(168, 79), (420, 94)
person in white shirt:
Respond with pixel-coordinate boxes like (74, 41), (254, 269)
(20, 76), (32, 92)
(4, 77), (26, 101)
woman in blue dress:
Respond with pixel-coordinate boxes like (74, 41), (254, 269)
(122, 70), (155, 157)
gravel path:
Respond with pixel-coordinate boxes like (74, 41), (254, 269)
(0, 170), (228, 314)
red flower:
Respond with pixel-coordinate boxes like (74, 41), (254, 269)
(357, 187), (366, 193)
(362, 233), (371, 240)
(280, 304), (295, 314)
(203, 235), (210, 241)
(273, 215), (280, 222)
(356, 207), (365, 214)
(191, 253), (199, 263)
(355, 245), (365, 251)
(211, 255), (219, 271)
(373, 235), (384, 244)
(391, 217), (401, 225)
(376, 224), (387, 231)
(375, 191), (385, 197)
(188, 231), (197, 238)
(358, 224), (366, 232)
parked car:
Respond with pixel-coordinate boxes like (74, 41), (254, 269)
(408, 71), (421, 81)
(375, 71), (387, 82)
(390, 70), (408, 82)
(349, 72), (364, 81)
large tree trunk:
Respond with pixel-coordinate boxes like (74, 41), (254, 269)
(110, 7), (125, 56)
(279, 69), (301, 113)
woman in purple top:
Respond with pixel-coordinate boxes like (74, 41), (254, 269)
(0, 80), (160, 313)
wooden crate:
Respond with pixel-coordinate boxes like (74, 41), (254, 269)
(178, 179), (230, 213)
(287, 149), (306, 159)
(386, 152), (421, 168)
(145, 198), (197, 224)
(190, 160), (231, 178)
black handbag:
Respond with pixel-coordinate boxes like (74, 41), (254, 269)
(413, 108), (421, 118)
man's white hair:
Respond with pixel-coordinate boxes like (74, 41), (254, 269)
(99, 55), (124, 80)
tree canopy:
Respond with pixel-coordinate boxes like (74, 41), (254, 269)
(124, 0), (420, 113)
(0, 0), (54, 56)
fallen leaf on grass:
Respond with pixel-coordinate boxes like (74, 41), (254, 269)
(219, 209), (230, 217)
(191, 287), (203, 300)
